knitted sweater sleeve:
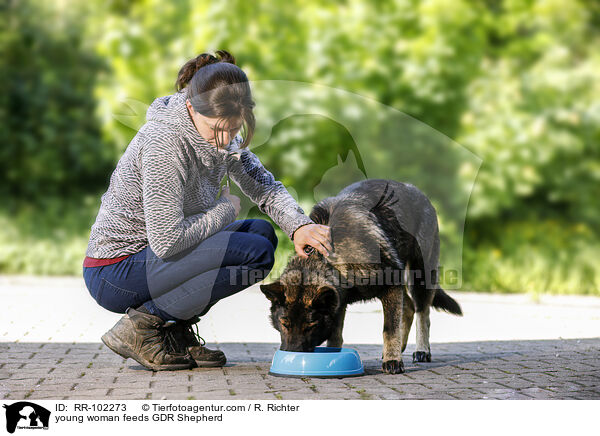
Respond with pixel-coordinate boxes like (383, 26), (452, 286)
(228, 148), (314, 240)
(141, 138), (237, 259)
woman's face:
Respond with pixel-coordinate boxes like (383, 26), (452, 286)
(186, 99), (242, 149)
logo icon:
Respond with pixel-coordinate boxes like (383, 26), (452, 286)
(3, 402), (51, 434)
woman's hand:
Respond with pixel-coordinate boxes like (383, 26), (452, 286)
(293, 223), (333, 259)
(220, 185), (241, 217)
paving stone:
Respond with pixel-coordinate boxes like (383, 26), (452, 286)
(2, 335), (600, 399)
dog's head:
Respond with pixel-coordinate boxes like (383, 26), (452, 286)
(260, 271), (340, 352)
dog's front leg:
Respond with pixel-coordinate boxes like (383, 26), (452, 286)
(326, 303), (347, 348)
(379, 287), (404, 374)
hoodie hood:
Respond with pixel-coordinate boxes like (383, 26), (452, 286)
(145, 88), (242, 167)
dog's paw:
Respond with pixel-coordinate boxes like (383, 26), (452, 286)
(412, 351), (431, 363)
(382, 359), (405, 374)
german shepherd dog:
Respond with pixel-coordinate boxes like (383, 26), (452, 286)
(260, 179), (462, 374)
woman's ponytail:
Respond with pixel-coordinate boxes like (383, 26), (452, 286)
(175, 50), (237, 91)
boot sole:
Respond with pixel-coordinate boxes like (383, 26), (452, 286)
(193, 357), (227, 368)
(101, 331), (192, 371)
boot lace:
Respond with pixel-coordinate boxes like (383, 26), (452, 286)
(162, 318), (206, 354)
(182, 317), (206, 347)
(159, 321), (186, 355)
(189, 322), (206, 347)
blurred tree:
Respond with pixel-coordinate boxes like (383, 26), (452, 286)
(0, 0), (114, 203)
(458, 0), (600, 229)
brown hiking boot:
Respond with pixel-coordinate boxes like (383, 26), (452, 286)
(166, 316), (227, 368)
(101, 308), (194, 371)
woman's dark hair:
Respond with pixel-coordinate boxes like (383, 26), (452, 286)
(175, 50), (255, 149)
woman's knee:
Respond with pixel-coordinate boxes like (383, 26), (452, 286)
(249, 219), (278, 249)
(247, 236), (276, 271)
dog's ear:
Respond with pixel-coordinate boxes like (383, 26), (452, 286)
(260, 281), (285, 305)
(312, 286), (339, 314)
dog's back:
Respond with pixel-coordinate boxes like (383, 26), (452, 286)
(310, 179), (439, 277)
(310, 179), (461, 315)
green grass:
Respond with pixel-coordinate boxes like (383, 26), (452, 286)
(1, 197), (598, 296)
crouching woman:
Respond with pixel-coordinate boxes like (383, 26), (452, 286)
(82, 50), (332, 371)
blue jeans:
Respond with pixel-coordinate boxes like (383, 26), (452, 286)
(82, 219), (277, 321)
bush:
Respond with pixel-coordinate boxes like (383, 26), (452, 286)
(0, 0), (115, 201)
(463, 220), (600, 295)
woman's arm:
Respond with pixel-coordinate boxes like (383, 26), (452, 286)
(227, 147), (314, 237)
(141, 138), (237, 259)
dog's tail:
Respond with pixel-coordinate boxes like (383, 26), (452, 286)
(432, 288), (462, 316)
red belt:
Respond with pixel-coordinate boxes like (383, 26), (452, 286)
(83, 254), (131, 267)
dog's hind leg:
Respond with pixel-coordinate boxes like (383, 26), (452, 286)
(400, 286), (415, 353)
(408, 246), (436, 363)
(327, 303), (347, 348)
(413, 306), (431, 362)
(409, 266), (434, 362)
(379, 286), (405, 374)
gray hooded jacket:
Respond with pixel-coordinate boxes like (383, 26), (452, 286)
(85, 87), (314, 259)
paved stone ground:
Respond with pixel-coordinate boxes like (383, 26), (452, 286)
(1, 339), (599, 400)
(1, 275), (599, 400)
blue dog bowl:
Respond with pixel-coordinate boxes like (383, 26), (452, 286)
(269, 347), (364, 378)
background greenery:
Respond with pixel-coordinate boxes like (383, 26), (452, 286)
(1, 0), (598, 295)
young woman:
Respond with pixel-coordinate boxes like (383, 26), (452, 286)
(82, 50), (332, 371)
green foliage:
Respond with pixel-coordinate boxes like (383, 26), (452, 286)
(0, 195), (100, 275)
(457, 0), (600, 229)
(463, 221), (599, 296)
(0, 0), (115, 201)
(1, 0), (599, 295)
